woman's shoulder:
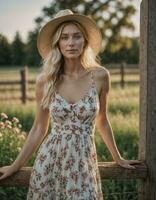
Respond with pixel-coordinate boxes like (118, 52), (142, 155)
(36, 73), (46, 87)
(35, 73), (47, 99)
(91, 66), (110, 81)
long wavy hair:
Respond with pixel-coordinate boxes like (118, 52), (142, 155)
(40, 21), (101, 109)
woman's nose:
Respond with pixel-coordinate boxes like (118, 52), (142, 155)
(68, 37), (74, 46)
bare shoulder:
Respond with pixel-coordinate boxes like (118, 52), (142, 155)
(36, 73), (46, 86)
(91, 66), (110, 81)
(35, 73), (47, 101)
(91, 66), (110, 93)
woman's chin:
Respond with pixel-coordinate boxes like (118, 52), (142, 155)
(65, 54), (80, 59)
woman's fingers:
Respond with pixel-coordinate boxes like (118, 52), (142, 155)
(125, 165), (135, 169)
(119, 162), (135, 169)
(0, 166), (15, 180)
(0, 167), (8, 180)
(0, 173), (8, 180)
(129, 160), (143, 164)
(117, 159), (144, 169)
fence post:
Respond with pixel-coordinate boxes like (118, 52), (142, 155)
(120, 62), (126, 88)
(139, 0), (156, 199)
(20, 66), (28, 104)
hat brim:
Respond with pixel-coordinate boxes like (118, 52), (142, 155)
(37, 14), (102, 58)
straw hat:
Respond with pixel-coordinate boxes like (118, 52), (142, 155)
(37, 9), (102, 58)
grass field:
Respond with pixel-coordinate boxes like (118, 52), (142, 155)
(0, 67), (140, 199)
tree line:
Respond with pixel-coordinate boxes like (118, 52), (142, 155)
(0, 31), (40, 66)
(0, 0), (139, 67)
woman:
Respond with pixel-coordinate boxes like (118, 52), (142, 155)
(0, 9), (141, 199)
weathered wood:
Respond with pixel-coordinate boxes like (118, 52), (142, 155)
(0, 97), (21, 101)
(0, 162), (147, 187)
(111, 80), (139, 86)
(139, 0), (156, 199)
(98, 162), (147, 180)
(0, 81), (20, 85)
(20, 66), (28, 104)
(110, 70), (139, 75)
(105, 64), (138, 69)
(120, 62), (125, 88)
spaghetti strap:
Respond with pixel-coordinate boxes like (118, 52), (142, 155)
(91, 70), (95, 87)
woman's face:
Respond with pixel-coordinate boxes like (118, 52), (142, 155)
(58, 23), (85, 59)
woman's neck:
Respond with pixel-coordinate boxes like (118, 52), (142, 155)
(63, 58), (85, 75)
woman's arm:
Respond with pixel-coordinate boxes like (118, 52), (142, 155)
(0, 73), (50, 179)
(95, 68), (141, 169)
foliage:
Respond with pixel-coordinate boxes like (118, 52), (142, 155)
(0, 113), (29, 199)
(101, 37), (139, 64)
(102, 179), (138, 200)
(0, 34), (11, 65)
(11, 32), (26, 65)
(25, 29), (41, 66)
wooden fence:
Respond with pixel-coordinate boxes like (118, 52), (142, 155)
(0, 162), (147, 186)
(0, 66), (35, 103)
(0, 63), (139, 104)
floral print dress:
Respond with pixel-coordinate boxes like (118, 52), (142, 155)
(27, 71), (104, 200)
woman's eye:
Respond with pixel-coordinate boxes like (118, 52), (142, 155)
(75, 35), (81, 39)
(60, 35), (82, 40)
(61, 36), (68, 40)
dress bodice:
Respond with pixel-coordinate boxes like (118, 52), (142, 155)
(48, 71), (100, 137)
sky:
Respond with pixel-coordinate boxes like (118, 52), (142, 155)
(0, 0), (141, 43)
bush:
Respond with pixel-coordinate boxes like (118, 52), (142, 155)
(0, 112), (30, 199)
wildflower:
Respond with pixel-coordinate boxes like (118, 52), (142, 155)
(12, 117), (19, 123)
(1, 112), (8, 119)
(19, 134), (26, 140)
(21, 131), (27, 138)
(17, 147), (22, 151)
(13, 127), (20, 134)
(6, 124), (12, 129)
(5, 120), (12, 126)
(18, 124), (22, 129)
(0, 122), (5, 129)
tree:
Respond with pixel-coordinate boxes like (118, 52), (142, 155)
(25, 29), (41, 66)
(11, 32), (26, 65)
(35, 0), (136, 55)
(102, 37), (139, 64)
(0, 34), (11, 65)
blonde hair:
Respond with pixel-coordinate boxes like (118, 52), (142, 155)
(40, 21), (101, 109)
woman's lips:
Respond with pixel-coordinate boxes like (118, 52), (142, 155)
(66, 49), (78, 53)
(67, 49), (77, 51)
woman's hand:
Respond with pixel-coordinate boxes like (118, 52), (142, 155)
(116, 157), (143, 169)
(0, 165), (19, 180)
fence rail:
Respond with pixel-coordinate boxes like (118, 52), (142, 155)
(0, 64), (139, 103)
(0, 161), (147, 187)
